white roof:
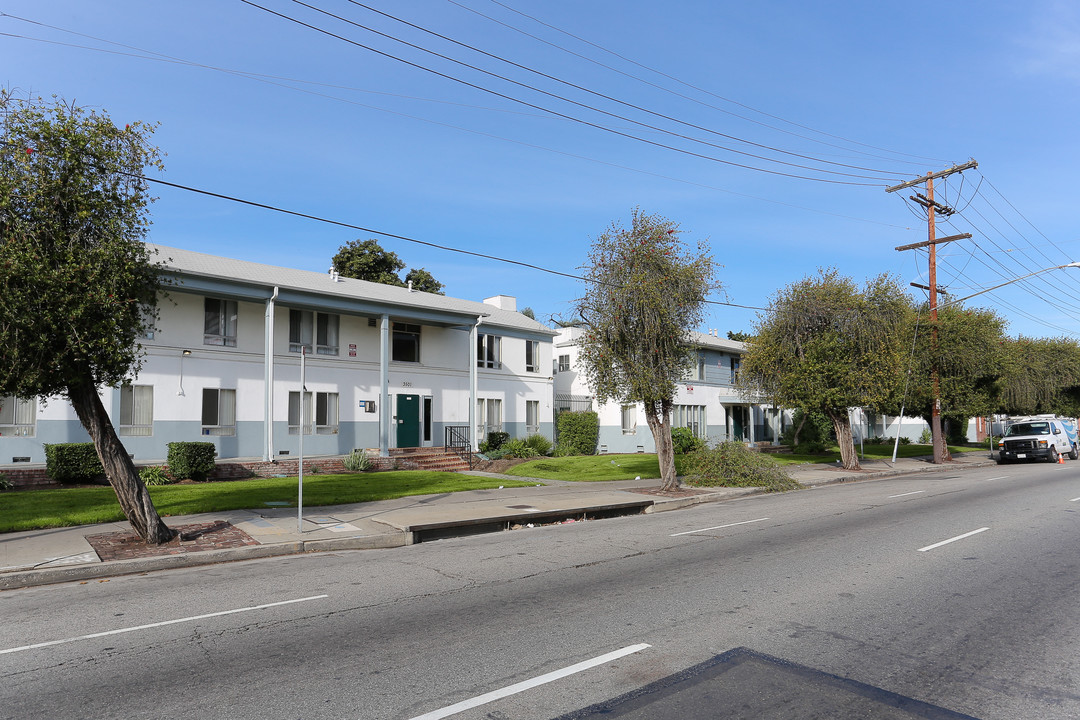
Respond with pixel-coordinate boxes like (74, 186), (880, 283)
(150, 243), (557, 336)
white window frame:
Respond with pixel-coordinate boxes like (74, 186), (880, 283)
(289, 310), (339, 356)
(0, 396), (36, 437)
(289, 391), (339, 435)
(203, 298), (238, 347)
(201, 388), (236, 437)
(526, 400), (540, 434)
(673, 404), (707, 439)
(392, 323), (421, 363)
(477, 333), (502, 369)
(621, 404), (637, 435)
(476, 398), (503, 441)
(558, 354), (570, 372)
(525, 340), (540, 373)
(119, 384), (154, 437)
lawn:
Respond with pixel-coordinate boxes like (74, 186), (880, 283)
(505, 444), (991, 481)
(0, 471), (535, 533)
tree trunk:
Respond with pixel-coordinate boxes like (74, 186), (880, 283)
(67, 381), (176, 545)
(931, 412), (951, 464)
(828, 409), (860, 470)
(644, 400), (679, 491)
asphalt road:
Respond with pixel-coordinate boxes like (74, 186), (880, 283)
(2, 462), (1078, 719)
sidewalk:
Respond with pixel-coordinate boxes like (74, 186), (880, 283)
(0, 452), (996, 590)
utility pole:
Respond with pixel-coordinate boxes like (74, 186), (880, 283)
(887, 160), (977, 464)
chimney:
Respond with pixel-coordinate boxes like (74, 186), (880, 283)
(483, 295), (517, 312)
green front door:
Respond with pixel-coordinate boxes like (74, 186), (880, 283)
(396, 394), (420, 448)
(732, 406), (745, 441)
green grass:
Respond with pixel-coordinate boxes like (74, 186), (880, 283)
(767, 443), (987, 466)
(506, 454), (682, 481)
(505, 443), (990, 481)
(0, 471), (535, 533)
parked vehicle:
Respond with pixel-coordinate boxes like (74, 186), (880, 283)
(997, 417), (1079, 464)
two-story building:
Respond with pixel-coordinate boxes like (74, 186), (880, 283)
(552, 327), (789, 453)
(0, 245), (557, 466)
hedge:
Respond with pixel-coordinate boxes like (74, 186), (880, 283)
(44, 443), (106, 484)
(556, 411), (599, 456)
(166, 442), (217, 482)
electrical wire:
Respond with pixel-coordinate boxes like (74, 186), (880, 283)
(238, 0), (893, 185)
(473, 0), (950, 166)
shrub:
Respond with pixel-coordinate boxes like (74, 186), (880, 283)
(139, 465), (174, 486)
(794, 440), (827, 454)
(683, 441), (801, 492)
(343, 449), (371, 472)
(499, 438), (535, 459)
(555, 411), (599, 456)
(780, 409), (833, 447)
(899, 436), (911, 445)
(485, 431), (510, 451)
(166, 442), (217, 482)
(0, 472), (12, 491)
(671, 427), (705, 454)
(44, 443), (105, 484)
(918, 428), (932, 445)
(524, 433), (552, 457)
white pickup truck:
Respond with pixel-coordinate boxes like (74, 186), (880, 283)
(996, 417), (1079, 464)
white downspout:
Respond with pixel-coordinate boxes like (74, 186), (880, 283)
(264, 286), (279, 461)
(470, 317), (481, 451)
(379, 313), (390, 457)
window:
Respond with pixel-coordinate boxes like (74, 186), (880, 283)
(525, 340), (540, 373)
(476, 398), (502, 440)
(730, 358), (740, 385)
(695, 355), (706, 381)
(621, 404), (637, 435)
(201, 389), (236, 436)
(392, 323), (421, 363)
(673, 405), (707, 439)
(558, 354), (570, 372)
(204, 298), (237, 347)
(526, 400), (540, 434)
(119, 384), (153, 436)
(289, 310), (339, 355)
(0, 396), (35, 437)
(477, 333), (501, 369)
(289, 391), (339, 435)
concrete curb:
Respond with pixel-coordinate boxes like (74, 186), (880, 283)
(0, 456), (998, 591)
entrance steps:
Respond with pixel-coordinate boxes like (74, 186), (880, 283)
(388, 447), (471, 472)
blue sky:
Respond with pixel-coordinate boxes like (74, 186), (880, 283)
(4, 1), (1080, 338)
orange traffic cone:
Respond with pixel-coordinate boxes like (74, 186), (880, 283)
(1059, 452), (1065, 465)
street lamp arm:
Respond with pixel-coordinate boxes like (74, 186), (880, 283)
(937, 262), (1080, 309)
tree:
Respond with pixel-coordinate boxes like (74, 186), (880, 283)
(997, 336), (1080, 417)
(739, 269), (909, 470)
(520, 307), (536, 320)
(0, 93), (174, 544)
(332, 238), (406, 286)
(726, 330), (752, 342)
(332, 238), (445, 295)
(403, 267), (445, 295)
(573, 209), (718, 491)
(891, 304), (1006, 460)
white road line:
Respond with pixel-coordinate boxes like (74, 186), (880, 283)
(1070, 497), (1080, 503)
(0, 595), (328, 655)
(983, 476), (1008, 482)
(887, 490), (925, 499)
(407, 644), (651, 720)
(918, 528), (989, 553)
(670, 517), (770, 537)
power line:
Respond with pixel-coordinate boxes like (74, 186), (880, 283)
(474, 0), (950, 166)
(344, 0), (908, 177)
(238, 0), (891, 185)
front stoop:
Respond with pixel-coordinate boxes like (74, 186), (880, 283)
(388, 448), (471, 472)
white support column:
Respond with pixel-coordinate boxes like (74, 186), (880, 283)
(379, 314), (390, 457)
(470, 317), (480, 451)
(263, 286), (278, 461)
